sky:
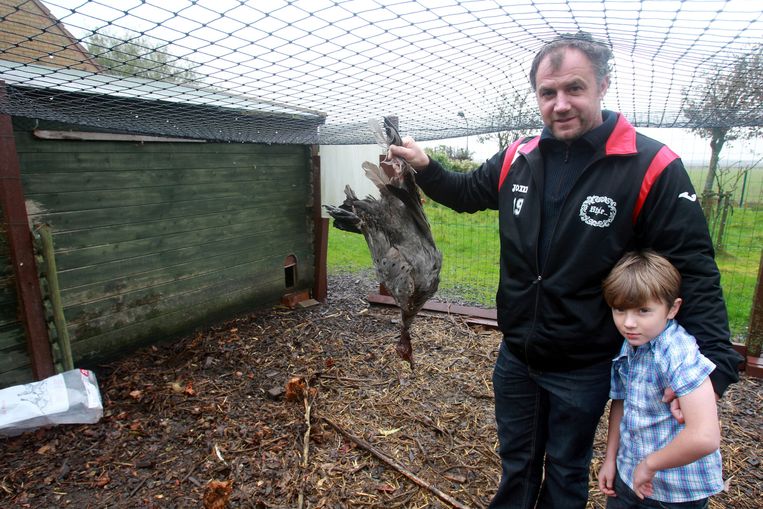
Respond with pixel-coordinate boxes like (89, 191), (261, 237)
(425, 128), (762, 168)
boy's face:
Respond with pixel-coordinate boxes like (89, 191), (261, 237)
(611, 297), (682, 347)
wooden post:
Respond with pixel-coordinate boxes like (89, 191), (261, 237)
(37, 224), (73, 371)
(747, 248), (763, 358)
(0, 84), (55, 380)
(311, 145), (328, 302)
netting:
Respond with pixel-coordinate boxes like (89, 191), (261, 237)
(0, 0), (762, 144)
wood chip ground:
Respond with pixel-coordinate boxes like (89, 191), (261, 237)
(1, 273), (760, 508)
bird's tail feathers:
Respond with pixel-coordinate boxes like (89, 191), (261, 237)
(368, 117), (402, 148)
(362, 161), (394, 189)
(368, 117), (390, 148)
(323, 203), (362, 234)
(343, 184), (359, 201)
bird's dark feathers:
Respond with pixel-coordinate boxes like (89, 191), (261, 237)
(324, 116), (442, 369)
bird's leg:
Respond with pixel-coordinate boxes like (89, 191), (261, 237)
(395, 321), (414, 371)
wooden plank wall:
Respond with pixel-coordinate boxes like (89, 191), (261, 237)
(6, 120), (314, 375)
(0, 200), (33, 387)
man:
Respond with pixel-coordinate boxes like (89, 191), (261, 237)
(388, 32), (742, 508)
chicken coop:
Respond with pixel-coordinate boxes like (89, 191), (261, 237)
(0, 64), (329, 389)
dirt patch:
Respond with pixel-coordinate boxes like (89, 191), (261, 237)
(1, 273), (760, 508)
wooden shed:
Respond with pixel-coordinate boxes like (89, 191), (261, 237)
(0, 64), (329, 388)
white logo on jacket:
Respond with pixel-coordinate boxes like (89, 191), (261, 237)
(579, 195), (617, 227)
(678, 191), (697, 202)
(512, 184), (528, 194)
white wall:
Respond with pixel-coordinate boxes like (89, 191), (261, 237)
(320, 144), (383, 217)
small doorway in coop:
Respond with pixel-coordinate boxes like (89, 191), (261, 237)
(284, 254), (298, 289)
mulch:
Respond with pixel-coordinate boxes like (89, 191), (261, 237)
(1, 272), (760, 508)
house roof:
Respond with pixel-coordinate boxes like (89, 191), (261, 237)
(0, 0), (101, 72)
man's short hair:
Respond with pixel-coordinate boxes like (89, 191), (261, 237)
(602, 250), (681, 310)
(529, 31), (613, 90)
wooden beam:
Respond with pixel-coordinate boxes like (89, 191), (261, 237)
(311, 145), (328, 302)
(33, 129), (205, 143)
(0, 85), (55, 380)
(747, 247), (763, 358)
(366, 292), (497, 322)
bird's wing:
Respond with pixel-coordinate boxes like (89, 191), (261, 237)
(384, 183), (436, 246)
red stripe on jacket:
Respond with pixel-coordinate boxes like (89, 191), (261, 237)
(498, 136), (540, 191)
(632, 145), (680, 224)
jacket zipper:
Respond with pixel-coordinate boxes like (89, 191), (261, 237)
(524, 148), (605, 366)
(524, 275), (543, 367)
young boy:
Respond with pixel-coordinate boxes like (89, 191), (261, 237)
(598, 250), (724, 508)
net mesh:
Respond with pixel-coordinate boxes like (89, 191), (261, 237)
(0, 0), (761, 144)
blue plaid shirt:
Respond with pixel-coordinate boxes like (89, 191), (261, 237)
(610, 320), (724, 503)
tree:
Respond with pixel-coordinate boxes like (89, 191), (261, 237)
(425, 145), (479, 173)
(478, 90), (540, 151)
(706, 158), (761, 252)
(84, 30), (201, 84)
(682, 44), (763, 217)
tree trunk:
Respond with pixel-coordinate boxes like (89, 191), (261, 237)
(715, 192), (732, 252)
(498, 131), (512, 151)
(700, 128), (727, 219)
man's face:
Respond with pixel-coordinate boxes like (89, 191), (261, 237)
(534, 47), (609, 142)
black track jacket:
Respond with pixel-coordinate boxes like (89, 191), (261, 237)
(416, 112), (742, 396)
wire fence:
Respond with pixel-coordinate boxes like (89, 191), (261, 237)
(0, 0), (761, 144)
(1, 0), (762, 339)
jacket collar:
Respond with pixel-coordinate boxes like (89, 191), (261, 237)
(525, 111), (637, 157)
(605, 112), (638, 156)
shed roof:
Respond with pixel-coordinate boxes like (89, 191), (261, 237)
(0, 59), (326, 143)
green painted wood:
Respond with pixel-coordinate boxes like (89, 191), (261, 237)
(49, 203), (307, 249)
(60, 243), (313, 309)
(21, 164), (309, 192)
(0, 323), (26, 350)
(53, 212), (308, 271)
(0, 343), (31, 371)
(68, 265), (287, 344)
(0, 310), (22, 329)
(11, 120), (316, 371)
(72, 278), (286, 366)
(22, 198), (298, 233)
(0, 365), (34, 389)
(23, 184), (301, 213)
(0, 277), (18, 306)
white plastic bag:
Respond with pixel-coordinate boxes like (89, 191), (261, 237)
(0, 368), (103, 437)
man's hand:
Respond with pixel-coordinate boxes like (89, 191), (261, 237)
(388, 136), (430, 171)
(662, 387), (684, 423)
(663, 386), (720, 424)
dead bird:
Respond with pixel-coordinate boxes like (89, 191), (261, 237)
(324, 117), (442, 369)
